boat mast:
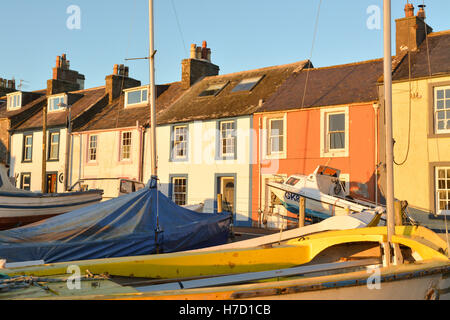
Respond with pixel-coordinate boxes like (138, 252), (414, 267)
(149, 0), (157, 179)
(383, 0), (397, 265)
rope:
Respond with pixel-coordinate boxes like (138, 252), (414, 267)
(300, 0), (323, 109)
(170, 0), (188, 57)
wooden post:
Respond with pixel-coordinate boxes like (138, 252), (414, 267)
(298, 196), (305, 228)
(394, 200), (403, 226)
(217, 194), (223, 213)
(41, 104), (47, 193)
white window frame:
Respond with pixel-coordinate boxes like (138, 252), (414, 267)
(219, 121), (235, 157)
(320, 107), (349, 158)
(173, 125), (188, 159)
(88, 135), (98, 162)
(171, 177), (187, 206)
(20, 173), (31, 191)
(120, 131), (132, 161)
(48, 131), (60, 160)
(434, 86), (450, 134)
(436, 167), (450, 215)
(48, 94), (67, 112)
(23, 134), (33, 162)
(6, 92), (22, 111)
(124, 86), (148, 108)
(263, 114), (287, 160)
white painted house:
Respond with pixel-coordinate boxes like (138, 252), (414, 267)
(155, 56), (309, 227)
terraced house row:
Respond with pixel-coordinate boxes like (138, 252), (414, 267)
(0, 6), (449, 231)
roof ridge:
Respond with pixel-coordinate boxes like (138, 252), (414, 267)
(303, 57), (383, 72)
(203, 60), (310, 80)
(69, 85), (106, 94)
(428, 29), (450, 37)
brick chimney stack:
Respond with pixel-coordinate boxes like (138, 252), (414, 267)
(395, 2), (433, 56)
(182, 41), (219, 89)
(105, 64), (140, 103)
(47, 53), (85, 95)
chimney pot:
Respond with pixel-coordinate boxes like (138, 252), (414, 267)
(113, 64), (119, 75)
(404, 3), (414, 17)
(56, 56), (61, 68)
(202, 40), (207, 48)
(417, 4), (426, 19)
(190, 44), (197, 59)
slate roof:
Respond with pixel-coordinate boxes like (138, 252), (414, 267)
(256, 59), (384, 113)
(392, 30), (450, 81)
(74, 81), (185, 132)
(0, 90), (46, 119)
(156, 60), (310, 125)
(13, 87), (107, 131)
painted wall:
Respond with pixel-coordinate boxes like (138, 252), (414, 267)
(391, 75), (450, 218)
(10, 128), (68, 192)
(154, 116), (253, 226)
(251, 103), (379, 226)
(70, 127), (144, 199)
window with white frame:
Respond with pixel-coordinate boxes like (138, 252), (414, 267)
(321, 108), (349, 157)
(219, 121), (235, 157)
(171, 177), (187, 205)
(125, 87), (148, 107)
(20, 173), (31, 191)
(173, 126), (187, 159)
(268, 118), (284, 155)
(435, 86), (450, 134)
(88, 135), (98, 161)
(120, 131), (132, 160)
(23, 134), (33, 162)
(436, 167), (450, 215)
(48, 95), (67, 112)
(7, 92), (22, 110)
(48, 132), (60, 160)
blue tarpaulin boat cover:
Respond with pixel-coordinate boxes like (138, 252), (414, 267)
(0, 186), (232, 263)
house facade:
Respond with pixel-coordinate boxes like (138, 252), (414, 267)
(9, 54), (104, 193)
(376, 5), (450, 231)
(386, 15), (450, 229)
(155, 43), (309, 226)
(69, 64), (185, 199)
(251, 59), (384, 228)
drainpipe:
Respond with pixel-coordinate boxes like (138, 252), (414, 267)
(373, 103), (379, 205)
(137, 120), (143, 182)
(258, 116), (262, 227)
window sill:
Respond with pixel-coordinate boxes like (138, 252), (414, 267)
(264, 153), (287, 160)
(428, 133), (450, 139)
(321, 149), (349, 158)
(170, 157), (189, 163)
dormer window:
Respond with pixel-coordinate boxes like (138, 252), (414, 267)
(6, 92), (22, 111)
(231, 76), (263, 93)
(124, 86), (148, 108)
(48, 94), (67, 112)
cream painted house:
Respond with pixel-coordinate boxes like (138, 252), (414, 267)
(379, 9), (450, 231)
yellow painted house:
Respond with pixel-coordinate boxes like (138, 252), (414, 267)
(381, 6), (450, 230)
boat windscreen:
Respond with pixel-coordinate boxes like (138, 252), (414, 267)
(317, 166), (339, 177)
(285, 177), (300, 186)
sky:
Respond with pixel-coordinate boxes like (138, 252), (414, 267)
(1, 0), (449, 92)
